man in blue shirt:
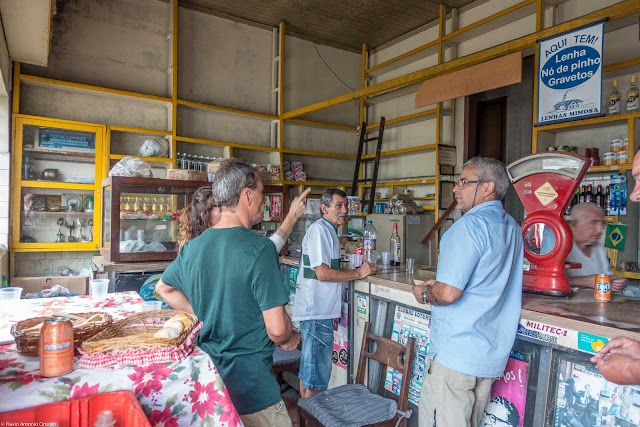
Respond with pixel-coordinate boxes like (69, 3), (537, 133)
(412, 156), (523, 427)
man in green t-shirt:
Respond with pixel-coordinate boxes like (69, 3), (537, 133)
(157, 159), (299, 427)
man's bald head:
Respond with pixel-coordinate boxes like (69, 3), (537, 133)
(569, 202), (605, 248)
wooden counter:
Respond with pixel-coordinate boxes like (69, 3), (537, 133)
(92, 256), (172, 273)
(279, 257), (640, 344)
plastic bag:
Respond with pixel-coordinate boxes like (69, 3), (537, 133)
(109, 156), (153, 178)
(138, 139), (169, 158)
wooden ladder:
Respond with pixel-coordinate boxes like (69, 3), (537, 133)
(351, 117), (385, 215)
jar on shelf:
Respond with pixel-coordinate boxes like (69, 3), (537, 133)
(611, 138), (623, 152)
(617, 151), (628, 165)
(623, 137), (629, 152)
(603, 152), (616, 166)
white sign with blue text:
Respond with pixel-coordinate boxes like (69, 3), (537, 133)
(537, 21), (604, 125)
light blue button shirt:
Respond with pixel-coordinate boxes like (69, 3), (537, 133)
(428, 200), (523, 378)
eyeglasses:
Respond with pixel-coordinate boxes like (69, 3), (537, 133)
(483, 410), (510, 425)
(455, 179), (487, 188)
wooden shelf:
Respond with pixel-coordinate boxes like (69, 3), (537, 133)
(360, 178), (437, 188)
(32, 211), (93, 215)
(368, 109), (439, 130)
(175, 135), (279, 152)
(20, 74), (172, 106)
(366, 40), (439, 78)
(109, 126), (172, 136)
(177, 99), (277, 121)
(282, 149), (356, 159)
(361, 144), (437, 160)
(284, 118), (357, 131)
(587, 164), (632, 174)
(21, 180), (95, 191)
(364, 83), (422, 106)
(612, 270), (640, 280)
(442, 0), (537, 45)
(535, 111), (640, 132)
(109, 154), (172, 163)
(23, 147), (95, 160)
(284, 180), (350, 187)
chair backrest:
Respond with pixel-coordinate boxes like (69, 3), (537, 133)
(355, 322), (416, 413)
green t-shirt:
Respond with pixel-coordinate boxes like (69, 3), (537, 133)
(161, 226), (289, 415)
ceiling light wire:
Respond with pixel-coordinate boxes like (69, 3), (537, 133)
(294, 0), (356, 91)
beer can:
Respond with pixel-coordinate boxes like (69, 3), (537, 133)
(40, 317), (74, 377)
(594, 274), (612, 302)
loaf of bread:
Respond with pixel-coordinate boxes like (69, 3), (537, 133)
(153, 313), (191, 339)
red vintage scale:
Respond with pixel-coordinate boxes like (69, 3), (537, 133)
(506, 152), (590, 296)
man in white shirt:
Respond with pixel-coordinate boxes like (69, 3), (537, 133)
(292, 188), (376, 398)
(565, 202), (627, 291)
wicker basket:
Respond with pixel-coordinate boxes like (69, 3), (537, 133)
(81, 310), (199, 354)
(11, 312), (113, 356)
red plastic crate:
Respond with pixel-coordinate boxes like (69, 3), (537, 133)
(0, 390), (151, 427)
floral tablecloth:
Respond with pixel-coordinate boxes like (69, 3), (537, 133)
(0, 292), (242, 427)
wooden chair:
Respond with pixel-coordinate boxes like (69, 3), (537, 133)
(299, 322), (415, 427)
(273, 346), (301, 390)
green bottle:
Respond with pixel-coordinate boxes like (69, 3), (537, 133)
(1, 275), (7, 288)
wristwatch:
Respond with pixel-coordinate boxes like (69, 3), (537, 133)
(421, 287), (428, 304)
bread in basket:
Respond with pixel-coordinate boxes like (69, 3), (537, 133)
(11, 312), (113, 356)
(78, 310), (202, 367)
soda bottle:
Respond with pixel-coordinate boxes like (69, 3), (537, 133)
(363, 220), (377, 263)
(390, 223), (401, 266)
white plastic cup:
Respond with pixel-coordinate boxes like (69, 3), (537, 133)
(0, 287), (23, 301)
(381, 251), (391, 267)
(354, 254), (364, 268)
(140, 300), (163, 311)
(406, 258), (415, 274)
(89, 279), (109, 298)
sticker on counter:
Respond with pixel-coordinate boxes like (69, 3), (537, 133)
(534, 181), (559, 206)
(578, 332), (609, 354)
(523, 182), (532, 187)
(357, 295), (367, 314)
(407, 216), (420, 225)
(332, 326), (348, 370)
(524, 190), (532, 194)
(385, 306), (430, 405)
(487, 356), (530, 427)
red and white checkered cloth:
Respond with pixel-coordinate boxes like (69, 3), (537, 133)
(77, 321), (203, 368)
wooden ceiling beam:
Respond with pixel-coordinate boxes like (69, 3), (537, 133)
(283, 0), (640, 119)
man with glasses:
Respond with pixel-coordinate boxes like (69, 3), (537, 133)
(413, 157), (523, 427)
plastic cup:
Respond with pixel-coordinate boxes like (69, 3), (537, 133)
(406, 258), (415, 274)
(140, 300), (163, 311)
(0, 287), (23, 301)
(354, 254), (364, 268)
(89, 279), (109, 298)
(381, 251), (391, 267)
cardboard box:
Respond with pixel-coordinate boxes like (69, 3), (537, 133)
(166, 169), (208, 182)
(10, 275), (89, 295)
(207, 159), (225, 174)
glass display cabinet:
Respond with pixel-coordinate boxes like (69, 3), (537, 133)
(10, 115), (105, 251)
(101, 176), (205, 262)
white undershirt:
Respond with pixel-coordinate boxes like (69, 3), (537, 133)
(564, 242), (611, 277)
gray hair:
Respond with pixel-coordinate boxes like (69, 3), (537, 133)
(211, 158), (259, 208)
(320, 188), (347, 208)
(462, 157), (510, 201)
(569, 202), (604, 222)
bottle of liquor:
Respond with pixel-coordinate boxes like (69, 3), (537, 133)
(604, 185), (611, 214)
(609, 80), (622, 115)
(390, 223), (401, 266)
(579, 185), (587, 204)
(363, 220), (377, 264)
(585, 185), (594, 203)
(595, 185), (604, 208)
(627, 75), (639, 113)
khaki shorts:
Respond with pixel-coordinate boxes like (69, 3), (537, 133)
(418, 356), (495, 427)
(240, 400), (292, 427)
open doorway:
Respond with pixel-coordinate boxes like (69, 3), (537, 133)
(464, 95), (507, 162)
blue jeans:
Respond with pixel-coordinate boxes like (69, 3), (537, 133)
(298, 319), (334, 391)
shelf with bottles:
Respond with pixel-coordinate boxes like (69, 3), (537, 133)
(101, 176), (205, 262)
(566, 173), (628, 218)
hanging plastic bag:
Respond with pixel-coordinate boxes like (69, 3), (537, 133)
(138, 138), (169, 158)
(109, 156), (153, 178)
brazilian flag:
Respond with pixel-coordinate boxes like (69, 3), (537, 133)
(605, 224), (626, 250)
